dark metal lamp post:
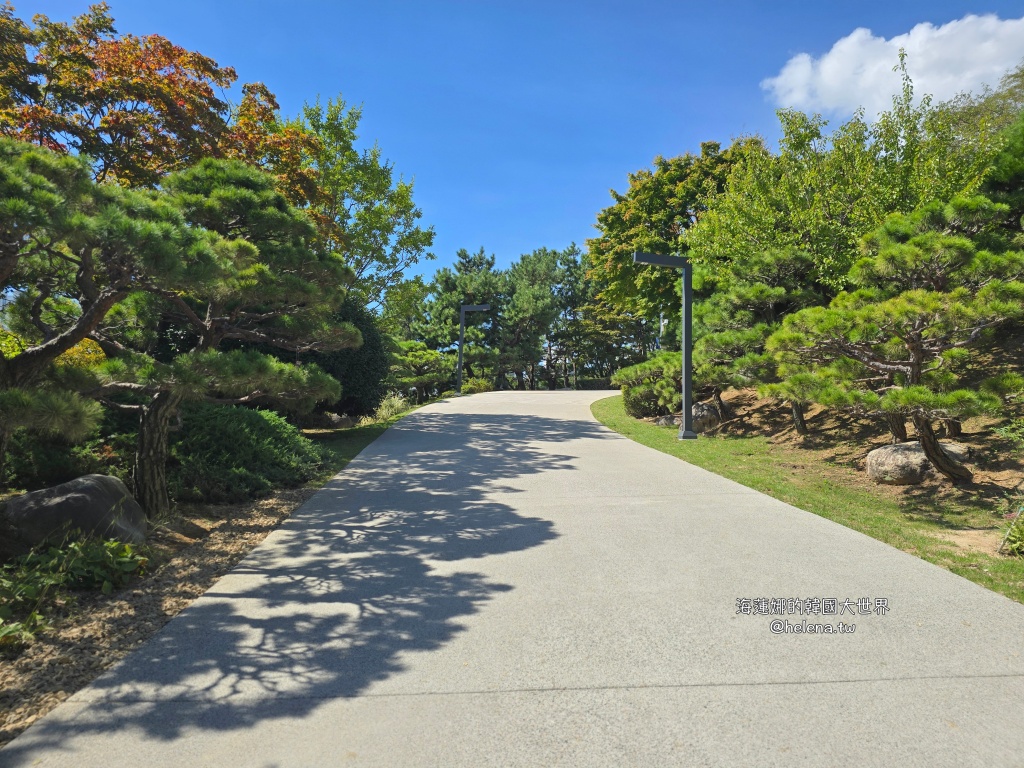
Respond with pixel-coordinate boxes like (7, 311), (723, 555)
(456, 303), (490, 394)
(633, 251), (698, 440)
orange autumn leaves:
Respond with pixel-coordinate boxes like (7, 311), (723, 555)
(0, 1), (318, 203)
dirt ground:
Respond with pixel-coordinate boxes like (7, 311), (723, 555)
(0, 486), (318, 749)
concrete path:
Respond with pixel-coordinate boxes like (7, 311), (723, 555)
(4, 391), (1024, 767)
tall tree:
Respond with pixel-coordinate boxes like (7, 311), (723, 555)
(86, 160), (360, 515)
(586, 140), (752, 317)
(300, 97), (435, 308)
(0, 2), (237, 187)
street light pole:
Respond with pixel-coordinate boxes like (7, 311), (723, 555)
(633, 252), (698, 440)
(456, 303), (490, 394)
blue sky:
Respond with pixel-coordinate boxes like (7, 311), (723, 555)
(14, 1), (1024, 276)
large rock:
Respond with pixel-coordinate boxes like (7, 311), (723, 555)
(692, 402), (721, 433)
(866, 442), (972, 485)
(4, 474), (147, 546)
(328, 413), (355, 429)
(653, 402), (722, 433)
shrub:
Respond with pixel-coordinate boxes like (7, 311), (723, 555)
(461, 377), (493, 395)
(994, 419), (1024, 451)
(0, 539), (147, 647)
(611, 353), (679, 418)
(1002, 501), (1024, 557)
(372, 392), (408, 422)
(4, 404), (137, 491)
(576, 377), (611, 390)
(169, 403), (324, 503)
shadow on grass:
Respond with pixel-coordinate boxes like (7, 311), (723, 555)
(3, 410), (613, 757)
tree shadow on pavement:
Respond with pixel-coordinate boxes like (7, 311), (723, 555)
(4, 411), (614, 757)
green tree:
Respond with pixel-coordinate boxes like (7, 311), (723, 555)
(689, 60), (1003, 293)
(415, 247), (503, 384)
(766, 197), (1024, 483)
(388, 340), (452, 402)
(85, 160), (359, 516)
(306, 300), (389, 416)
(497, 248), (562, 389)
(587, 140), (753, 316)
(299, 97), (435, 307)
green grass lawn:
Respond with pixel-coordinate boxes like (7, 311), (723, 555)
(591, 394), (1024, 604)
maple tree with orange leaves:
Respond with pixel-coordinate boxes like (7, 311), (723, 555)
(0, 2), (239, 187)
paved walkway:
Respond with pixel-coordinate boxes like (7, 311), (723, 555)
(4, 391), (1024, 767)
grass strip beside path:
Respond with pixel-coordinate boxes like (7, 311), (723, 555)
(309, 409), (419, 479)
(591, 394), (1024, 604)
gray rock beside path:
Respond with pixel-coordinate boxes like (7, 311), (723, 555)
(866, 441), (972, 485)
(4, 474), (147, 545)
(654, 402), (722, 432)
(692, 401), (721, 433)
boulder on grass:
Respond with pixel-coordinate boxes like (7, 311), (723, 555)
(4, 474), (147, 546)
(652, 403), (722, 432)
(328, 413), (355, 429)
(692, 402), (721, 433)
(866, 442), (972, 485)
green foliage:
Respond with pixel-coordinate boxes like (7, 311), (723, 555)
(169, 403), (324, 503)
(587, 141), (755, 316)
(306, 301), (387, 416)
(1003, 508), (1024, 558)
(5, 431), (105, 491)
(361, 392), (409, 423)
(0, 387), (101, 443)
(689, 68), (1004, 294)
(461, 377), (493, 395)
(612, 352), (678, 418)
(389, 340), (452, 402)
(994, 419), (1024, 451)
(301, 97), (435, 306)
(0, 539), (147, 647)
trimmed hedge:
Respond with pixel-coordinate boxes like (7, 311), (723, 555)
(169, 403), (324, 503)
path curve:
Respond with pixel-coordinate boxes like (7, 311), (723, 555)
(4, 391), (1024, 767)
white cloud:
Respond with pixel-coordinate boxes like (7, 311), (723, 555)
(761, 14), (1024, 118)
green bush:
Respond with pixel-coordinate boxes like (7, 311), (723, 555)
(576, 377), (611, 390)
(4, 404), (138, 492)
(461, 377), (493, 395)
(994, 419), (1024, 451)
(0, 539), (147, 647)
(611, 353), (680, 418)
(169, 403), (324, 503)
(372, 392), (408, 421)
(1003, 503), (1024, 557)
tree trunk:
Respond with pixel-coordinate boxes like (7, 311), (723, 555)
(791, 400), (809, 436)
(911, 412), (972, 485)
(134, 390), (184, 519)
(0, 429), (9, 487)
(515, 370), (526, 390)
(943, 418), (962, 438)
(712, 389), (732, 419)
(884, 412), (908, 443)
